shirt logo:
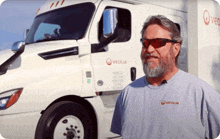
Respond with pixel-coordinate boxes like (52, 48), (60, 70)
(161, 101), (180, 105)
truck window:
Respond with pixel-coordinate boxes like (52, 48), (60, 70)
(25, 2), (95, 44)
(34, 23), (61, 42)
(98, 7), (131, 43)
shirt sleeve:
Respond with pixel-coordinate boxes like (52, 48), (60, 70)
(110, 91), (123, 135)
(202, 84), (220, 139)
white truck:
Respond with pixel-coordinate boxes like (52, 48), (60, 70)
(0, 0), (219, 138)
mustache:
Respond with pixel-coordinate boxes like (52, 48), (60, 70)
(141, 53), (160, 64)
(141, 53), (159, 59)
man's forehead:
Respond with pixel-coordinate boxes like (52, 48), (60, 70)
(144, 24), (171, 39)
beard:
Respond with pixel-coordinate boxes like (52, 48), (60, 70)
(142, 48), (175, 78)
(143, 60), (166, 78)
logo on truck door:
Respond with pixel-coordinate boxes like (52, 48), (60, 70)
(106, 58), (127, 65)
(203, 10), (210, 25)
(106, 58), (112, 65)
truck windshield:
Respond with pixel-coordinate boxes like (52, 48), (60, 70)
(25, 2), (95, 44)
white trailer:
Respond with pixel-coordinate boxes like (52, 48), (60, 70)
(0, 0), (219, 138)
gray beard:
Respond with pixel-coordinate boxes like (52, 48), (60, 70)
(143, 60), (166, 78)
(142, 48), (175, 78)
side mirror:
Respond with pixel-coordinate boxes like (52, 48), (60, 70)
(91, 8), (118, 53)
(11, 41), (25, 53)
(103, 8), (118, 38)
(23, 29), (29, 41)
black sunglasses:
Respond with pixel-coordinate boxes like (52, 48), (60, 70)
(140, 38), (178, 48)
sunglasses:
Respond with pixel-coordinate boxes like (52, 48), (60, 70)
(140, 38), (178, 48)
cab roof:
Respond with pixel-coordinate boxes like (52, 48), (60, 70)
(36, 0), (99, 16)
(36, 0), (187, 16)
(106, 0), (187, 12)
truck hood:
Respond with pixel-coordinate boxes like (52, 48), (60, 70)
(0, 49), (14, 66)
(0, 40), (81, 93)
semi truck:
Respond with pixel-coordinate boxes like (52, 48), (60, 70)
(0, 0), (219, 138)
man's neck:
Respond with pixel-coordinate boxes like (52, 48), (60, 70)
(147, 67), (179, 86)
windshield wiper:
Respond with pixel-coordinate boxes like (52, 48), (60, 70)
(36, 37), (59, 43)
(0, 44), (25, 75)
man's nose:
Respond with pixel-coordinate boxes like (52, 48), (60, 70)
(142, 44), (154, 59)
(144, 44), (155, 53)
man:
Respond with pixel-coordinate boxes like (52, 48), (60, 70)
(111, 15), (220, 139)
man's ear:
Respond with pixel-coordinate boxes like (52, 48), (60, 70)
(173, 43), (181, 57)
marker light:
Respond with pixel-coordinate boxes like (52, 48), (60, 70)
(55, 1), (59, 7)
(50, 3), (54, 8)
(36, 8), (40, 14)
(0, 88), (23, 110)
(61, 0), (66, 5)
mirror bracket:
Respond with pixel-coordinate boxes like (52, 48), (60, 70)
(92, 25), (118, 53)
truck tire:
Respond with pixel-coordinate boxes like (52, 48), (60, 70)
(35, 101), (96, 139)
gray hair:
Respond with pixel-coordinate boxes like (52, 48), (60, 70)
(141, 15), (182, 66)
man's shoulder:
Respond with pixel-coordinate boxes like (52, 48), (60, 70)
(118, 76), (147, 101)
(176, 70), (213, 90)
(127, 76), (147, 88)
(178, 70), (201, 81)
(121, 76), (147, 94)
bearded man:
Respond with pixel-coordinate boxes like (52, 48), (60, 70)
(110, 15), (220, 139)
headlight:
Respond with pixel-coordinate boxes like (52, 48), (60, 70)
(0, 88), (23, 110)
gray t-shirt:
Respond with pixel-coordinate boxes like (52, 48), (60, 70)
(111, 70), (220, 139)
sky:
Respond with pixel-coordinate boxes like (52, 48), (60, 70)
(0, 0), (46, 51)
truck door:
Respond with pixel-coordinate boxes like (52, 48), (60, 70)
(89, 2), (139, 138)
(90, 5), (134, 94)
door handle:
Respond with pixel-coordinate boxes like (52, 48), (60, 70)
(131, 67), (136, 81)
